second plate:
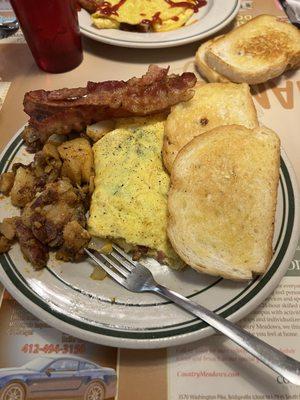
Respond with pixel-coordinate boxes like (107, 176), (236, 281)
(78, 0), (240, 48)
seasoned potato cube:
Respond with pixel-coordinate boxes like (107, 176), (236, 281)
(10, 167), (37, 207)
(58, 138), (94, 186)
(56, 220), (91, 262)
(0, 217), (19, 240)
(0, 172), (15, 195)
(0, 234), (11, 253)
(90, 266), (107, 280)
(86, 120), (116, 143)
(61, 158), (82, 186)
(42, 142), (61, 160)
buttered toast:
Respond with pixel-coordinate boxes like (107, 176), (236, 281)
(163, 82), (258, 172)
(167, 125), (280, 281)
(205, 15), (300, 84)
(195, 36), (230, 83)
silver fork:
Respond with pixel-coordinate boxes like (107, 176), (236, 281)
(85, 245), (300, 385)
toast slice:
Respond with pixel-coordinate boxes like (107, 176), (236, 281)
(167, 125), (280, 281)
(163, 82), (258, 172)
(206, 15), (300, 84)
(195, 36), (230, 83)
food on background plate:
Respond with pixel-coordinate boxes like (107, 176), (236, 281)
(163, 82), (258, 172)
(195, 36), (230, 83)
(79, 0), (207, 33)
(88, 116), (184, 268)
(22, 65), (196, 152)
(203, 15), (300, 84)
(167, 125), (280, 281)
(78, 0), (99, 14)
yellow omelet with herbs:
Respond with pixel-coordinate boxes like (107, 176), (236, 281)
(88, 118), (184, 269)
(91, 0), (196, 32)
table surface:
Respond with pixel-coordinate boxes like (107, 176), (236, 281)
(0, 2), (300, 400)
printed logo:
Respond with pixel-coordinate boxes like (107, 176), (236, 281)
(252, 80), (300, 110)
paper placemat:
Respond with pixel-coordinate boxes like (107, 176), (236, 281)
(0, 82), (10, 110)
(168, 245), (300, 399)
(0, 291), (117, 399)
(0, 0), (12, 11)
(0, 30), (25, 44)
(0, 245), (299, 400)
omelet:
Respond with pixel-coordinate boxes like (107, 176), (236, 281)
(88, 118), (183, 268)
(91, 0), (196, 32)
(115, 113), (167, 129)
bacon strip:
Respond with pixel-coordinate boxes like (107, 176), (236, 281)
(23, 65), (197, 151)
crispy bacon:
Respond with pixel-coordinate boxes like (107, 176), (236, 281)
(23, 66), (197, 151)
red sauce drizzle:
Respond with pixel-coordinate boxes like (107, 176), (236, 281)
(164, 0), (207, 13)
(141, 12), (162, 27)
(152, 12), (163, 25)
(97, 0), (127, 16)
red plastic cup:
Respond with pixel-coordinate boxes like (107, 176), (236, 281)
(10, 0), (83, 73)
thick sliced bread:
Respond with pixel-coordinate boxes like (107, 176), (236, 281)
(206, 15), (300, 84)
(167, 125), (280, 281)
(163, 82), (258, 172)
(195, 36), (230, 83)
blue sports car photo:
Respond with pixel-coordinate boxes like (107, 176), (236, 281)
(0, 356), (117, 400)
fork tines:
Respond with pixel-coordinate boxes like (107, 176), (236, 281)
(84, 244), (136, 284)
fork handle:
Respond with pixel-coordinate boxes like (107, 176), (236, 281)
(153, 284), (300, 385)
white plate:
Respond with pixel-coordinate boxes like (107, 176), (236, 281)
(78, 0), (240, 48)
(0, 128), (299, 349)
